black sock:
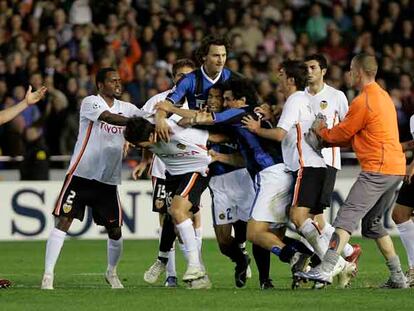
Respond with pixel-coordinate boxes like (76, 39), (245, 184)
(253, 243), (270, 282)
(233, 220), (247, 247)
(219, 239), (245, 264)
(158, 214), (176, 263)
(282, 236), (313, 255)
(279, 244), (297, 263)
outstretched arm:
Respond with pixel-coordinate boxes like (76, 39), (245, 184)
(98, 111), (129, 126)
(156, 100), (198, 118)
(241, 115), (287, 141)
(0, 86), (47, 125)
(209, 149), (245, 167)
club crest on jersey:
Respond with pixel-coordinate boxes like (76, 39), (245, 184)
(320, 100), (328, 110)
(63, 203), (72, 213)
(93, 103), (100, 109)
(176, 143), (186, 150)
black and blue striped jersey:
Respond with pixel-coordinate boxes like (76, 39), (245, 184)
(212, 106), (283, 178)
(166, 66), (235, 110)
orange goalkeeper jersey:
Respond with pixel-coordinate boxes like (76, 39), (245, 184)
(319, 82), (405, 175)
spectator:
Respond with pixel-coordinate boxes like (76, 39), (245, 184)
(306, 4), (329, 43)
(0, 0), (412, 159)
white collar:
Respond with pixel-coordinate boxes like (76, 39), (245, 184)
(201, 65), (223, 84)
(305, 83), (326, 96)
(98, 94), (117, 109)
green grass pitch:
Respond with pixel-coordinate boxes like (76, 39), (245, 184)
(0, 238), (413, 311)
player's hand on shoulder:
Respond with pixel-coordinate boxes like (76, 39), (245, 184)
(155, 118), (172, 142)
(254, 105), (272, 121)
(241, 115), (261, 133)
(155, 100), (174, 113)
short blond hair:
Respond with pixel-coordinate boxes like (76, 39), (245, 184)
(352, 53), (378, 77)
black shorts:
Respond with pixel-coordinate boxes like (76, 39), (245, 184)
(396, 181), (414, 208)
(292, 167), (327, 215)
(165, 172), (210, 214)
(152, 177), (169, 214)
(53, 175), (122, 228)
(319, 165), (338, 209)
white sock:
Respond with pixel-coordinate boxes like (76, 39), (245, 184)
(195, 227), (202, 251)
(321, 222), (335, 238)
(107, 238), (123, 274)
(299, 218), (328, 259)
(178, 242), (189, 261)
(322, 223), (354, 258)
(166, 242), (176, 277)
(397, 220), (414, 268)
(321, 223), (354, 258)
(44, 228), (66, 275)
(194, 227), (204, 271)
(176, 219), (199, 267)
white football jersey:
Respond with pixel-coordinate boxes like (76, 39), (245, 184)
(149, 119), (211, 176)
(410, 114), (414, 139)
(305, 84), (348, 169)
(277, 91), (326, 172)
(67, 94), (146, 185)
(142, 88), (189, 179)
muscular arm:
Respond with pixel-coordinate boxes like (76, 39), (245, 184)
(241, 115), (287, 141)
(0, 101), (30, 125)
(210, 151), (245, 167)
(0, 86), (47, 125)
(207, 132), (230, 143)
(156, 100), (197, 118)
(254, 127), (287, 141)
(98, 110), (129, 125)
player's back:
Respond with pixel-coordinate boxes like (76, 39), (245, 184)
(350, 82), (405, 175)
(150, 120), (211, 176)
(212, 105), (283, 177)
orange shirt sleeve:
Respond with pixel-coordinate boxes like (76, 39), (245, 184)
(126, 37), (142, 64)
(319, 96), (366, 144)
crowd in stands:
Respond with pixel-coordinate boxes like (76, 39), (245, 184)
(0, 0), (413, 160)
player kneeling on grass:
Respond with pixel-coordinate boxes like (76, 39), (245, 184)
(124, 116), (226, 289)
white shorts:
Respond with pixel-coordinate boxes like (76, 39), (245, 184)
(250, 163), (294, 226)
(209, 168), (255, 225)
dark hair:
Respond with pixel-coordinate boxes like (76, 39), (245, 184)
(209, 82), (224, 93)
(280, 60), (308, 90)
(222, 78), (258, 106)
(172, 58), (196, 76)
(95, 67), (117, 89)
(195, 35), (230, 65)
(124, 117), (155, 144)
(304, 54), (328, 70)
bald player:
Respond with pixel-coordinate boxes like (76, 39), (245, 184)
(298, 53), (407, 289)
